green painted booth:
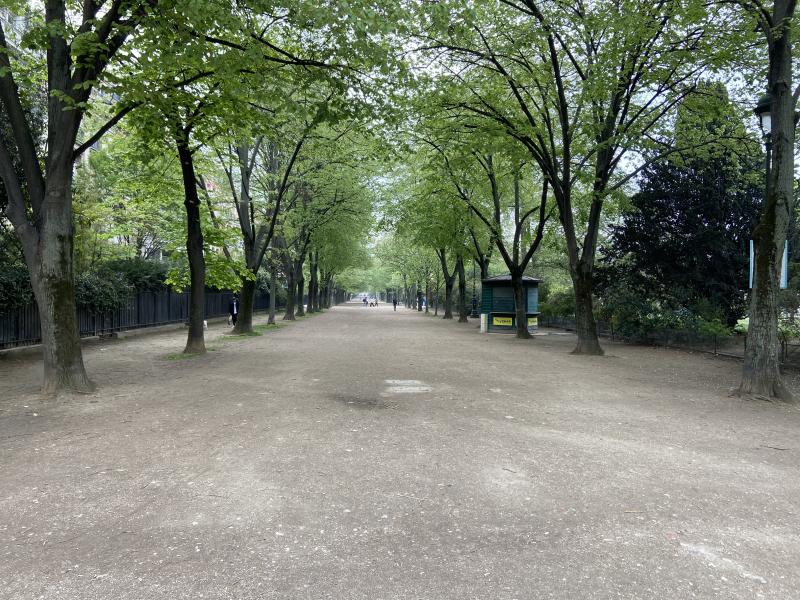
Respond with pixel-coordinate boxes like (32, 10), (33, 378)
(480, 275), (540, 334)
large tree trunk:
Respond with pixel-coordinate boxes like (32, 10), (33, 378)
(318, 273), (326, 310)
(296, 276), (306, 317)
(738, 3), (795, 401)
(1, 121), (94, 395)
(268, 269), (277, 325)
(437, 250), (455, 319)
(456, 256), (468, 323)
(571, 265), (603, 355)
(176, 134), (206, 354)
(479, 257), (490, 280)
(442, 279), (454, 319)
(283, 270), (296, 320)
(234, 277), (256, 334)
(511, 271), (530, 339)
(31, 173), (94, 394)
(308, 252), (318, 313)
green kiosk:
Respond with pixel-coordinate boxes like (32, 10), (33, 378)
(480, 275), (540, 334)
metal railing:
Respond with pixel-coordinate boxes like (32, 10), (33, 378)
(0, 290), (272, 350)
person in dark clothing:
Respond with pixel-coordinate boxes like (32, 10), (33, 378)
(228, 294), (239, 326)
(393, 296), (398, 311)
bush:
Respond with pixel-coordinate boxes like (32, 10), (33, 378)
(540, 287), (575, 318)
(101, 258), (169, 292)
(75, 270), (133, 313)
(0, 258), (168, 315)
(0, 264), (33, 313)
(596, 279), (733, 341)
(256, 270), (288, 305)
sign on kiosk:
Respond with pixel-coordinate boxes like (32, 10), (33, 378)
(492, 316), (513, 326)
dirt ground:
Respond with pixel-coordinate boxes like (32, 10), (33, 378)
(1, 303), (799, 600)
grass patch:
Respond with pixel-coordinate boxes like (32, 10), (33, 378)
(219, 330), (263, 342)
(253, 322), (287, 333)
(163, 352), (205, 361)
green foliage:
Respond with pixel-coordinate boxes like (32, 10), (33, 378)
(74, 270), (133, 313)
(0, 258), (173, 314)
(102, 258), (169, 292)
(0, 264), (33, 313)
(539, 287), (576, 320)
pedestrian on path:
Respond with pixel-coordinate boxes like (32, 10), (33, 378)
(229, 293), (239, 326)
(393, 296), (398, 311)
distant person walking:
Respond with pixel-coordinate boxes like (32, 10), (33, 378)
(228, 293), (239, 326)
(363, 296), (368, 307)
(393, 296), (397, 311)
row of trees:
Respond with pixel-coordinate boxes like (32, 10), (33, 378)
(372, 0), (798, 401)
(0, 0), (396, 394)
(1, 1), (798, 402)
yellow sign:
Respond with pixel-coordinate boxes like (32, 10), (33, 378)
(493, 316), (513, 326)
(527, 317), (538, 327)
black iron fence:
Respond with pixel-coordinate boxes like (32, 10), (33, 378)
(0, 290), (271, 350)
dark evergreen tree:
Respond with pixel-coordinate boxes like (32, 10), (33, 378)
(598, 156), (761, 329)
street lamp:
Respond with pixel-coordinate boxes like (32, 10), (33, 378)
(754, 92), (773, 192)
(754, 92), (772, 136)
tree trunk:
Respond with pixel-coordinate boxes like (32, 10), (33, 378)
(177, 134), (206, 354)
(283, 270), (296, 320)
(296, 276), (306, 317)
(308, 252), (318, 313)
(268, 269), (277, 325)
(318, 274), (326, 310)
(442, 279), (454, 319)
(31, 181), (95, 394)
(456, 256), (468, 322)
(737, 2), (795, 401)
(10, 159), (94, 395)
(437, 250), (456, 319)
(571, 266), (603, 355)
(234, 277), (256, 334)
(409, 283), (417, 309)
(510, 271), (530, 339)
(478, 256), (489, 280)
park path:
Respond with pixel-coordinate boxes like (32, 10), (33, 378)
(1, 303), (800, 599)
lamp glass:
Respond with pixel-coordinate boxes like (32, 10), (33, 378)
(760, 111), (772, 135)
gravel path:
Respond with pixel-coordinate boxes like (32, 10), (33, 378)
(1, 303), (799, 599)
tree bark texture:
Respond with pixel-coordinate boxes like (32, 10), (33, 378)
(296, 276), (306, 317)
(571, 266), (603, 355)
(437, 249), (457, 319)
(739, 0), (796, 401)
(283, 269), (296, 320)
(268, 269), (277, 325)
(511, 271), (530, 339)
(234, 278), (256, 334)
(456, 256), (468, 323)
(33, 170), (95, 394)
(176, 133), (206, 354)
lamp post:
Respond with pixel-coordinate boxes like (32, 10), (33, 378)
(470, 261), (479, 318)
(754, 92), (773, 196)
